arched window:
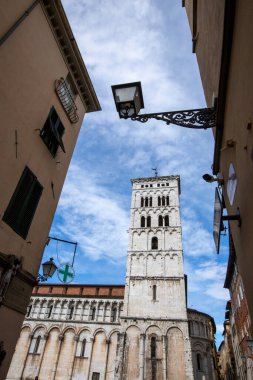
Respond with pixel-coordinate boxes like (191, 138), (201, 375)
(152, 285), (157, 301)
(33, 336), (41, 354)
(145, 197), (149, 207)
(166, 196), (169, 206)
(151, 337), (156, 358)
(147, 216), (151, 227)
(91, 307), (96, 321)
(158, 196), (161, 206)
(141, 197), (144, 207)
(141, 216), (145, 227)
(151, 237), (158, 250)
(111, 307), (117, 322)
(80, 339), (86, 357)
(164, 215), (169, 226)
(149, 197), (152, 207)
(197, 353), (202, 371)
(162, 196), (165, 206)
(158, 215), (163, 226)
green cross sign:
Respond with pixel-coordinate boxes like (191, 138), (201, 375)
(57, 264), (75, 283)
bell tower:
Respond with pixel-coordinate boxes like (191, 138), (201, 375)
(116, 176), (193, 380)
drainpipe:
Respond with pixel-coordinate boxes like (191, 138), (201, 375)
(69, 334), (79, 380)
(87, 337), (94, 380)
(20, 333), (33, 379)
(104, 339), (111, 380)
(53, 334), (64, 380)
(36, 333), (48, 378)
(0, 0), (40, 47)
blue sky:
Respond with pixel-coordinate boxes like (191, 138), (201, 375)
(42, 0), (229, 346)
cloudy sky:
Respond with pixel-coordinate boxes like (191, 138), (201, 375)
(43, 0), (229, 346)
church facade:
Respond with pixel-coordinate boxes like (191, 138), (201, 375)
(7, 176), (218, 379)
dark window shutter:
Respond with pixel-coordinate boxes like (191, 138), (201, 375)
(3, 167), (43, 239)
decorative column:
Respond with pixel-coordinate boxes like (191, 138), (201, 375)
(139, 334), (146, 380)
(162, 335), (167, 380)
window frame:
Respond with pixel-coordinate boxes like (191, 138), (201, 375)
(40, 106), (65, 157)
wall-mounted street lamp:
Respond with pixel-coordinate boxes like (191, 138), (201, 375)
(37, 258), (58, 282)
(111, 81), (216, 129)
(202, 173), (224, 185)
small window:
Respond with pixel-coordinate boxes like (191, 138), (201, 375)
(150, 184), (153, 187)
(162, 196), (165, 206)
(197, 353), (202, 371)
(40, 107), (65, 157)
(164, 215), (169, 227)
(80, 339), (86, 357)
(145, 197), (149, 207)
(158, 196), (161, 206)
(149, 197), (152, 207)
(151, 337), (156, 358)
(157, 184), (160, 187)
(92, 373), (100, 380)
(151, 237), (158, 250)
(33, 336), (41, 354)
(158, 215), (163, 227)
(152, 285), (157, 301)
(141, 197), (144, 207)
(166, 183), (169, 186)
(145, 185), (148, 188)
(161, 184), (165, 187)
(147, 216), (151, 227)
(141, 216), (145, 228)
(141, 185), (144, 188)
(3, 167), (43, 239)
(166, 196), (170, 206)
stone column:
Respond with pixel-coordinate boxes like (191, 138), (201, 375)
(114, 333), (125, 380)
(139, 333), (146, 380)
(162, 335), (167, 380)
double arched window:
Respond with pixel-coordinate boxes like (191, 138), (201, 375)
(158, 215), (169, 227)
(151, 237), (158, 250)
(141, 216), (151, 228)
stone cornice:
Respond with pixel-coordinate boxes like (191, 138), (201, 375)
(40, 0), (101, 113)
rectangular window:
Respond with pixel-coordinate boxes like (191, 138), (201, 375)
(40, 106), (65, 157)
(3, 167), (43, 239)
(92, 373), (100, 380)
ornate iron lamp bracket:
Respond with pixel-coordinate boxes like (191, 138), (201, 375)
(130, 107), (216, 129)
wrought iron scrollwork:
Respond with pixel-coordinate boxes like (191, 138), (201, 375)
(55, 79), (79, 124)
(130, 107), (216, 129)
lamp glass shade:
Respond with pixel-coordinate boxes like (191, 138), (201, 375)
(111, 82), (144, 119)
(42, 258), (57, 278)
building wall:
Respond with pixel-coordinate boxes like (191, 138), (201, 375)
(184, 0), (253, 330)
(7, 289), (217, 380)
(0, 1), (100, 376)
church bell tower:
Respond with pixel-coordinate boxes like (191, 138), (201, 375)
(116, 176), (193, 380)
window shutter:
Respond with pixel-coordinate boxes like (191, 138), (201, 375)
(3, 167), (43, 239)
